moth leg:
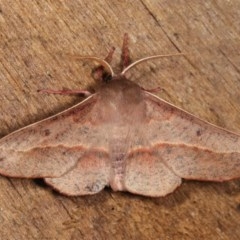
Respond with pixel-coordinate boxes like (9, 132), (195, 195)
(141, 86), (164, 93)
(37, 89), (92, 97)
(121, 33), (131, 70)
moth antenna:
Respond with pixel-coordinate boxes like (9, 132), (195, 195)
(65, 55), (114, 77)
(121, 53), (185, 75)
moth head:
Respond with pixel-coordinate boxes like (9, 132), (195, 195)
(68, 34), (184, 85)
(91, 63), (113, 83)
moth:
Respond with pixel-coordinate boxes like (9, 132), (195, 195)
(0, 34), (240, 197)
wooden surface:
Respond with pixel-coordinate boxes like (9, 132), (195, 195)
(0, 1), (240, 239)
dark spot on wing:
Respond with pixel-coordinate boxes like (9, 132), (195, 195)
(166, 148), (172, 154)
(0, 157), (5, 161)
(82, 126), (89, 134)
(85, 180), (102, 192)
(62, 151), (66, 155)
(116, 153), (124, 161)
(44, 129), (51, 136)
(196, 129), (202, 136)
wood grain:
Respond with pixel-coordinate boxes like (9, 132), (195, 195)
(0, 1), (239, 239)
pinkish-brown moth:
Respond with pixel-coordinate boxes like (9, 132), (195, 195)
(0, 34), (240, 197)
